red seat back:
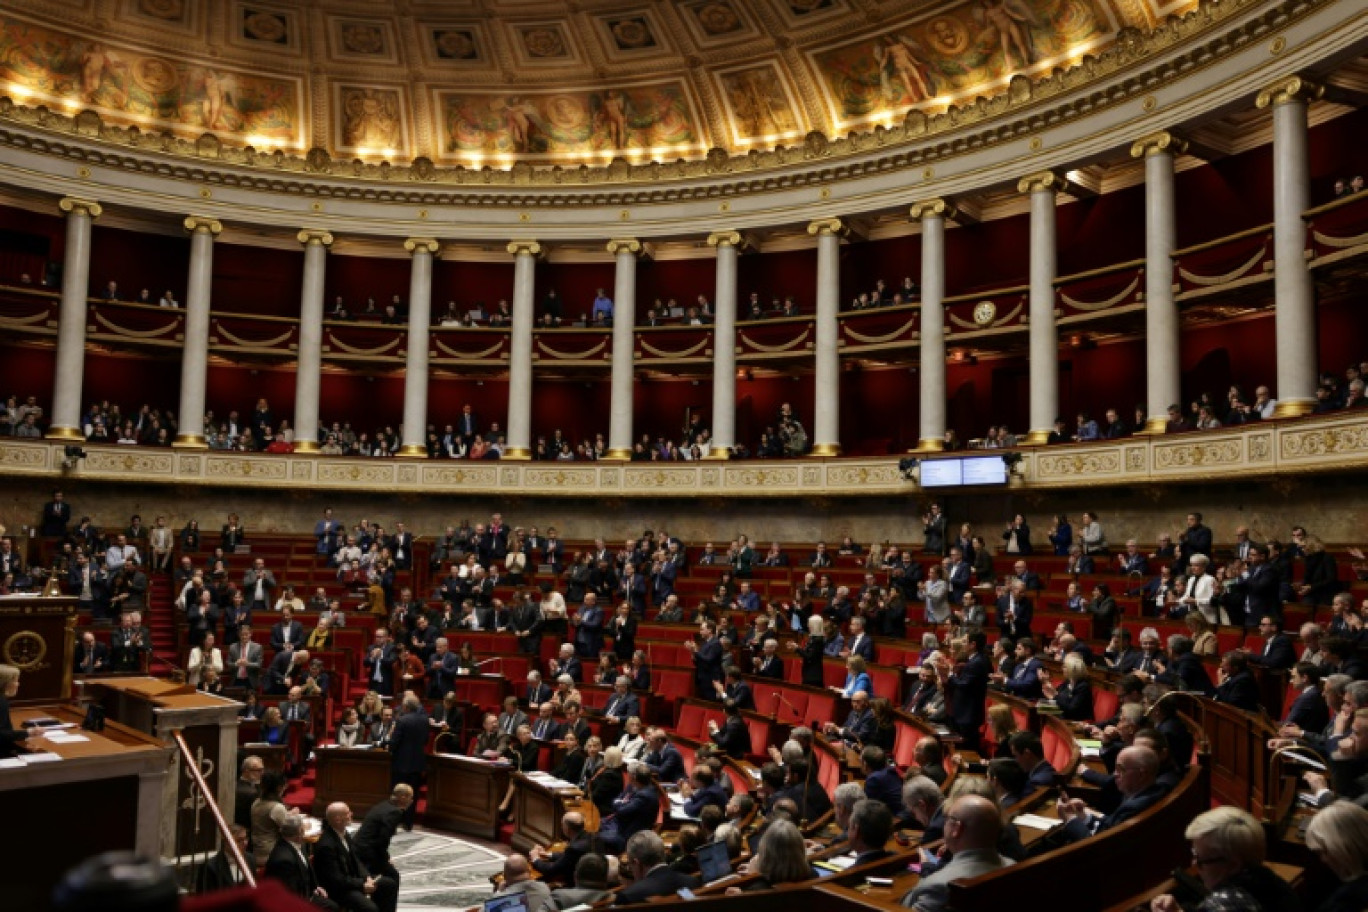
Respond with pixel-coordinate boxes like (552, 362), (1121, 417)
(1092, 687), (1118, 726)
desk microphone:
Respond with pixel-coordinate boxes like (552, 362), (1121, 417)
(773, 692), (801, 721)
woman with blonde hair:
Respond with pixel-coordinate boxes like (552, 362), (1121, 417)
(1041, 653), (1093, 722)
(786, 612), (827, 688)
(1305, 801), (1368, 912)
(0, 664), (30, 758)
(1185, 610), (1218, 656)
(357, 691), (385, 727)
(589, 744), (625, 816)
(730, 819), (810, 892)
(505, 529), (527, 583)
(836, 654), (871, 698)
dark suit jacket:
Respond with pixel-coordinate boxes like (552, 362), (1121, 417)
(948, 652), (990, 734)
(606, 785), (660, 843)
(389, 710), (429, 777)
(683, 782), (727, 818)
(725, 681), (755, 711)
(527, 682), (553, 705)
(1003, 657), (1043, 699)
(863, 765), (903, 816)
(354, 798), (404, 868)
(754, 654), (785, 679)
(533, 831), (595, 884)
(1063, 783), (1167, 842)
(1249, 633), (1296, 671)
(265, 839), (319, 898)
(602, 691), (640, 721)
(197, 850), (249, 892)
(1285, 687), (1330, 734)
(312, 826), (372, 898)
(614, 865), (700, 905)
(710, 717), (750, 759)
(1215, 671), (1263, 714)
(75, 641), (110, 674)
(693, 637), (724, 691)
(1159, 653), (1214, 696)
(646, 744), (685, 782)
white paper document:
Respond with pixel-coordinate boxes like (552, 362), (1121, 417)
(1013, 813), (1061, 830)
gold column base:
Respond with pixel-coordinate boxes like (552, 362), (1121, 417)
(396, 444), (428, 458)
(913, 438), (944, 453)
(172, 434), (208, 449)
(1022, 429), (1052, 446)
(702, 447), (732, 461)
(809, 443), (842, 458)
(1272, 399), (1313, 419)
(292, 440), (320, 454)
(44, 426), (84, 442)
(603, 448), (633, 460)
(1139, 417), (1168, 435)
(502, 447), (532, 461)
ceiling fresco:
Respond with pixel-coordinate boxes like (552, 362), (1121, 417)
(0, 0), (1196, 164)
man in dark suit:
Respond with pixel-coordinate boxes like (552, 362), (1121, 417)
(1009, 731), (1058, 789)
(74, 631), (109, 675)
(531, 810), (596, 884)
(264, 649), (307, 695)
(271, 608), (305, 654)
(525, 671), (553, 709)
(860, 746), (903, 817)
(313, 802), (398, 912)
(644, 729), (686, 783)
(354, 784), (412, 884)
(680, 764), (728, 818)
(753, 637), (785, 679)
(946, 548), (971, 604)
(235, 755), (263, 832)
(1214, 651), (1263, 714)
(774, 758), (833, 823)
(598, 764), (661, 854)
(1176, 512), (1213, 571)
(512, 595), (544, 656)
(1246, 614), (1296, 670)
(995, 580), (1034, 641)
(689, 622), (724, 699)
(40, 490), (71, 538)
(531, 703), (562, 741)
(456, 404), (478, 448)
(197, 824), (253, 892)
(706, 699), (750, 759)
(1115, 541), (1149, 577)
(998, 637), (1045, 699)
(615, 830), (699, 904)
(602, 676), (641, 723)
(825, 690), (875, 746)
(388, 523), (415, 571)
(266, 815), (339, 908)
(562, 702), (592, 745)
(847, 799), (895, 867)
(1054, 747), (1167, 846)
(389, 696), (428, 830)
(843, 617), (875, 662)
(942, 631), (990, 752)
(364, 629), (397, 697)
(1282, 663), (1330, 734)
(426, 638), (460, 700)
(1156, 635), (1215, 696)
(718, 668), (754, 711)
(1232, 548), (1282, 627)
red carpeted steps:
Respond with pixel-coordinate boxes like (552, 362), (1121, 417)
(147, 575), (180, 671)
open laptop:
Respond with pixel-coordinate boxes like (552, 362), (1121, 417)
(483, 894), (531, 912)
(696, 840), (731, 884)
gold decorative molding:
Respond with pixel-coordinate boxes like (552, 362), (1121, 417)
(297, 229), (335, 247)
(706, 230), (742, 249)
(183, 216), (223, 235)
(806, 218), (847, 238)
(403, 237), (441, 255)
(606, 238), (642, 256)
(909, 199), (957, 222)
(1255, 74), (1325, 109)
(58, 197), (102, 219)
(1130, 131), (1189, 159)
(1017, 171), (1065, 194)
(507, 240), (544, 258)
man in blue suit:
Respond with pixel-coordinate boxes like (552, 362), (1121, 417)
(940, 631), (990, 752)
(602, 675), (641, 723)
(1230, 547), (1282, 628)
(1054, 746), (1167, 846)
(995, 579), (1034, 641)
(843, 616), (875, 662)
(997, 637), (1044, 699)
(946, 548), (972, 604)
(643, 729), (685, 783)
(1282, 663), (1330, 734)
(1214, 651), (1263, 714)
(597, 764), (660, 854)
(574, 594), (605, 658)
(688, 622), (724, 699)
(860, 745), (904, 817)
(1246, 614), (1296, 670)
(1009, 731), (1058, 789)
(680, 764), (727, 817)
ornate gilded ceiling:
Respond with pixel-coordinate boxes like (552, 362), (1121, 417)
(0, 0), (1195, 165)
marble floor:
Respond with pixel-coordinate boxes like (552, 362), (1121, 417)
(386, 829), (510, 911)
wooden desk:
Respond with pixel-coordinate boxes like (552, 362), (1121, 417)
(425, 752), (511, 840)
(79, 675), (243, 857)
(312, 745), (392, 817)
(449, 674), (512, 712)
(2, 703), (170, 912)
(0, 595), (77, 706)
(510, 772), (584, 853)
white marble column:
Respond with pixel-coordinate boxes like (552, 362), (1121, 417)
(807, 218), (846, 457)
(705, 231), (741, 460)
(1018, 172), (1062, 445)
(911, 199), (953, 452)
(291, 229), (333, 453)
(398, 237), (439, 457)
(605, 238), (642, 459)
(1257, 76), (1324, 418)
(504, 240), (542, 461)
(46, 197), (102, 441)
(1131, 132), (1185, 434)
(172, 216), (222, 448)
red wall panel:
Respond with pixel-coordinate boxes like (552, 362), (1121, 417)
(0, 344), (57, 403)
(211, 243), (303, 316)
(325, 253), (410, 316)
(83, 351), (182, 416)
(540, 262), (617, 322)
(89, 225), (189, 302)
(738, 249), (816, 311)
(638, 257), (715, 312)
(432, 260), (514, 315)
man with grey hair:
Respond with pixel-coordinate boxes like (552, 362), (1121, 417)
(389, 695), (428, 831)
(614, 831), (698, 904)
(901, 774), (945, 839)
(548, 642), (582, 683)
(490, 854), (552, 911)
(527, 669), (552, 708)
(1156, 634), (1215, 695)
(266, 814), (338, 907)
(847, 799), (895, 867)
(1054, 746), (1164, 845)
(900, 795), (1013, 911)
(832, 781), (867, 842)
(603, 675), (640, 723)
(1300, 622), (1325, 665)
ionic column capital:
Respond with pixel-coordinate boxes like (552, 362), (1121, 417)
(297, 229), (335, 247)
(909, 198), (958, 222)
(404, 237), (441, 255)
(1256, 74), (1324, 109)
(707, 230), (742, 249)
(807, 217), (848, 238)
(184, 216), (223, 236)
(606, 238), (642, 256)
(506, 239), (543, 258)
(59, 197), (103, 219)
(1130, 131), (1189, 160)
(1017, 171), (1065, 194)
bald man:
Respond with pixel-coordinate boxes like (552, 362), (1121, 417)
(489, 854), (551, 911)
(312, 802), (398, 912)
(530, 810), (593, 885)
(901, 795), (1013, 910)
(1056, 746), (1166, 844)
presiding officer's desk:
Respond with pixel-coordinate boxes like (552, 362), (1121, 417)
(2, 704), (171, 911)
(425, 751), (512, 841)
(312, 744), (392, 817)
